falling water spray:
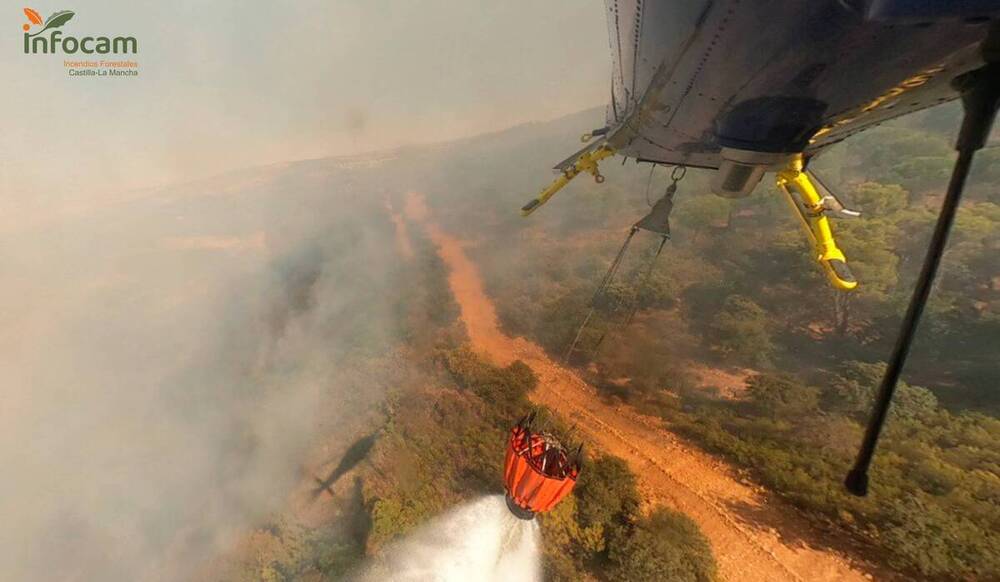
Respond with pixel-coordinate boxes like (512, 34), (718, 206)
(354, 413), (582, 581)
(355, 495), (541, 582)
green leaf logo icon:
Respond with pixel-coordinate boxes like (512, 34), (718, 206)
(43, 10), (73, 28)
(28, 9), (74, 36)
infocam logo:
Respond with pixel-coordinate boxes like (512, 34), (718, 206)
(22, 7), (137, 54)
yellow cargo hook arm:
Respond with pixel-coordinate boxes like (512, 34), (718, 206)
(776, 156), (858, 291)
(521, 145), (615, 216)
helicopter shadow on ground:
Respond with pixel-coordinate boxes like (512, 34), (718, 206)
(722, 497), (894, 580)
(312, 433), (378, 499)
(346, 476), (372, 548)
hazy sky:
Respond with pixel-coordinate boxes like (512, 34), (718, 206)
(0, 5), (610, 579)
(0, 1), (609, 226)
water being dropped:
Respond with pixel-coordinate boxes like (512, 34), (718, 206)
(354, 495), (541, 582)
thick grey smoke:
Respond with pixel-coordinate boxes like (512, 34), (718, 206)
(0, 157), (401, 581)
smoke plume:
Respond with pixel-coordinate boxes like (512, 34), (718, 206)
(0, 158), (401, 581)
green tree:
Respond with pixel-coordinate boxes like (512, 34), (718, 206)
(710, 295), (775, 365)
(607, 508), (717, 582)
(826, 182), (907, 335)
(823, 361), (937, 422)
(745, 374), (820, 417)
(676, 194), (734, 242)
(850, 182), (909, 217)
(574, 456), (641, 529)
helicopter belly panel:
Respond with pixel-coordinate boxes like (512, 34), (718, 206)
(604, 0), (997, 168)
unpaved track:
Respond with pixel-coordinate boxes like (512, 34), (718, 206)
(405, 192), (878, 582)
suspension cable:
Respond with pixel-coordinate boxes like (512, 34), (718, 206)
(564, 227), (639, 362)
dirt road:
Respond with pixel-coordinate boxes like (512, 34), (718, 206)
(404, 192), (878, 582)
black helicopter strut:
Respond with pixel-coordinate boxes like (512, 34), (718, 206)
(846, 61), (1000, 496)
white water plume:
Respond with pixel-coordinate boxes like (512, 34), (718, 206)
(355, 495), (541, 582)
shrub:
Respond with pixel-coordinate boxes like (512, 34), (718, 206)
(709, 295), (775, 365)
(607, 508), (717, 582)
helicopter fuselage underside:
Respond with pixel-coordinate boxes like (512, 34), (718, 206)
(603, 0), (1000, 167)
